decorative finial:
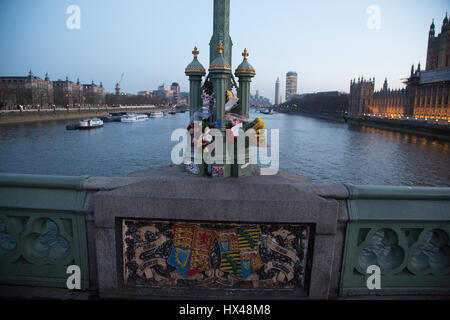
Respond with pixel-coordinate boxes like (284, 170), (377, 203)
(217, 41), (224, 54)
(242, 48), (249, 59)
(192, 46), (199, 57)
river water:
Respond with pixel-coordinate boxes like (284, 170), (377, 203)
(0, 111), (449, 186)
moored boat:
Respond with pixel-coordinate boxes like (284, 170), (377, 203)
(78, 118), (104, 129)
(120, 113), (149, 123)
(100, 112), (126, 122)
(260, 108), (273, 114)
(149, 111), (164, 118)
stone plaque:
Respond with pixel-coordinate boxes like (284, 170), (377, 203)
(122, 219), (312, 290)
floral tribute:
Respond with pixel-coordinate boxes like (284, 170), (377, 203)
(187, 80), (267, 154)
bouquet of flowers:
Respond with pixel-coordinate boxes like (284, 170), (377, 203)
(189, 80), (268, 149)
(187, 120), (214, 150)
(225, 90), (239, 112)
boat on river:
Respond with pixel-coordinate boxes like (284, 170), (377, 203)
(78, 118), (103, 129)
(120, 113), (149, 123)
(149, 111), (164, 118)
(100, 112), (126, 122)
(260, 108), (273, 114)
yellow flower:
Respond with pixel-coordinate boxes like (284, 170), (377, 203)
(254, 121), (265, 130)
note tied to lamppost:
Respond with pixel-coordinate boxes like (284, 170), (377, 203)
(122, 220), (313, 294)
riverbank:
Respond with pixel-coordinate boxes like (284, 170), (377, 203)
(0, 107), (171, 124)
(345, 116), (450, 141)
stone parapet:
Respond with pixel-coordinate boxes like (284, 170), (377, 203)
(0, 169), (449, 300)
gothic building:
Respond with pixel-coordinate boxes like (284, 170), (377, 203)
(349, 77), (375, 116)
(349, 13), (450, 120)
(426, 14), (450, 70)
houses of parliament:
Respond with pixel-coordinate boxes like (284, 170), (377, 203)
(349, 13), (450, 120)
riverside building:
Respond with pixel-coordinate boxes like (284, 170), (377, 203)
(0, 70), (54, 109)
(275, 77), (282, 105)
(285, 71), (298, 101)
(349, 13), (449, 120)
(0, 72), (105, 109)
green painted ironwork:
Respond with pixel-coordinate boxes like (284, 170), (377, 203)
(209, 0), (232, 72)
(232, 50), (256, 177)
(185, 47), (206, 117)
(0, 174), (90, 289)
(340, 185), (450, 296)
(235, 50), (255, 119)
(209, 64), (230, 126)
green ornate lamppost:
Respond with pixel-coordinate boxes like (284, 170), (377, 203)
(184, 0), (260, 178)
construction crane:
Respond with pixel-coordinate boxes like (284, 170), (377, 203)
(115, 73), (124, 95)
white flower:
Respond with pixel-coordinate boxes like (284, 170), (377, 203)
(204, 134), (212, 142)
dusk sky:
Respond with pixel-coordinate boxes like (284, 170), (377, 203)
(0, 0), (448, 102)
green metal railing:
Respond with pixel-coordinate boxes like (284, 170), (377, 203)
(340, 185), (450, 296)
(0, 174), (90, 289)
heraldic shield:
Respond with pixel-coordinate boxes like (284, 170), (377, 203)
(168, 224), (215, 276)
(218, 227), (263, 279)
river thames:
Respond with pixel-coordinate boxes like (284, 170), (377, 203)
(0, 111), (449, 186)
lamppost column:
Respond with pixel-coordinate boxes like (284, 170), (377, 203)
(210, 73), (229, 125)
(185, 46), (206, 117)
(237, 78), (251, 117)
(235, 48), (255, 119)
(188, 74), (203, 117)
(209, 41), (231, 127)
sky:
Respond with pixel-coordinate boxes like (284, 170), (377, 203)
(0, 0), (448, 103)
